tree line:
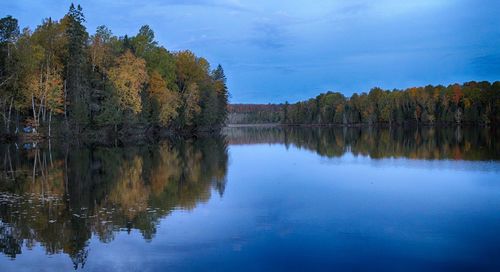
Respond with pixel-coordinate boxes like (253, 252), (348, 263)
(284, 81), (499, 125)
(227, 81), (499, 125)
(0, 4), (229, 137)
(228, 104), (282, 124)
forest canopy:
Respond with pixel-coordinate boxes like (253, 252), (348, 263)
(283, 82), (499, 125)
(0, 4), (229, 136)
(228, 81), (500, 125)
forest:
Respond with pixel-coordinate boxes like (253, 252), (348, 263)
(228, 104), (282, 124)
(0, 4), (229, 138)
(228, 81), (500, 126)
(283, 81), (499, 125)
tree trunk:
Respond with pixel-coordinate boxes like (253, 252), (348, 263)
(1, 99), (5, 131)
(48, 110), (52, 138)
(37, 96), (45, 128)
(7, 146), (13, 181)
(6, 97), (13, 133)
(32, 94), (37, 127)
(15, 109), (19, 134)
(49, 139), (53, 168)
(44, 61), (49, 123)
(64, 79), (67, 119)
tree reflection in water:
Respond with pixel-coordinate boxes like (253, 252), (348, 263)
(225, 126), (499, 161)
(0, 126), (498, 268)
(0, 136), (228, 269)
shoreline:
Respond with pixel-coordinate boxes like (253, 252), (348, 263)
(1, 122), (496, 144)
(0, 124), (224, 145)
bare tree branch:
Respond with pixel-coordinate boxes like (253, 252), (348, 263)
(0, 75), (14, 87)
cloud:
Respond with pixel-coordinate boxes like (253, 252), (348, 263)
(471, 54), (500, 76)
(249, 19), (287, 49)
(2, 0), (499, 103)
(142, 0), (249, 11)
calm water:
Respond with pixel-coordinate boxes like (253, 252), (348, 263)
(0, 127), (499, 271)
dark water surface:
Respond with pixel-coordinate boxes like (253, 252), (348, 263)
(0, 127), (499, 271)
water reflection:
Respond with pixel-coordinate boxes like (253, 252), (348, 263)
(0, 137), (228, 269)
(225, 126), (499, 161)
(0, 126), (498, 270)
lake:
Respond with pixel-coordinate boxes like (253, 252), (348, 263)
(0, 126), (499, 271)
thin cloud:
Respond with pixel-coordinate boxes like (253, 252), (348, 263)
(2, 0), (498, 103)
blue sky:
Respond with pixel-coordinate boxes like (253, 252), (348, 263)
(1, 0), (499, 103)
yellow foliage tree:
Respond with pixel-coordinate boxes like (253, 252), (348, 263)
(183, 82), (201, 126)
(147, 70), (180, 126)
(108, 50), (148, 114)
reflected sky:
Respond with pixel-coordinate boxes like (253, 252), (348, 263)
(0, 127), (499, 271)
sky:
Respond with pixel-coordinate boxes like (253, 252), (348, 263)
(1, 0), (499, 103)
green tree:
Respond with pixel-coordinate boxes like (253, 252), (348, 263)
(63, 4), (89, 125)
(89, 25), (113, 74)
(211, 64), (229, 125)
(0, 15), (20, 132)
(0, 5), (230, 136)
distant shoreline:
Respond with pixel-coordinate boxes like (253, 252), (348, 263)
(225, 123), (281, 128)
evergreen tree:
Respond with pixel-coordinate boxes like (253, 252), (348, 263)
(64, 4), (90, 126)
(211, 64), (229, 125)
(0, 5), (230, 136)
(0, 16), (20, 132)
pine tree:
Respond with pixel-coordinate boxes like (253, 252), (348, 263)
(0, 15), (20, 132)
(64, 4), (90, 126)
(211, 64), (229, 125)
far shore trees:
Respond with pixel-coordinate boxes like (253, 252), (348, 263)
(228, 81), (499, 126)
(282, 82), (499, 125)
